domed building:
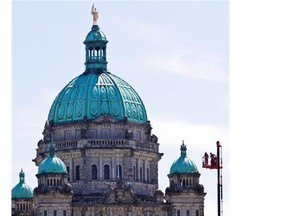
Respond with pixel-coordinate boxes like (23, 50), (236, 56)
(12, 170), (34, 215)
(12, 5), (206, 216)
(165, 142), (206, 216)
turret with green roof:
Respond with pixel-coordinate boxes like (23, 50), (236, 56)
(12, 169), (33, 199)
(170, 141), (199, 174)
(38, 143), (67, 174)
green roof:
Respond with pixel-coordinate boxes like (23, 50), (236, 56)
(48, 72), (148, 124)
(48, 22), (147, 124)
(84, 25), (107, 42)
(38, 144), (67, 174)
(12, 170), (33, 199)
(169, 142), (199, 174)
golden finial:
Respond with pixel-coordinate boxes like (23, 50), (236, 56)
(91, 4), (99, 25)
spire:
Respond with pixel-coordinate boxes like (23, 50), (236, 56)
(180, 140), (187, 157)
(84, 5), (108, 74)
(19, 169), (25, 183)
(49, 143), (56, 157)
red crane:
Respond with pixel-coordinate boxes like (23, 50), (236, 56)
(202, 141), (223, 216)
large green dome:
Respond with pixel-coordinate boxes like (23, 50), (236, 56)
(48, 21), (147, 124)
(38, 144), (67, 174)
(12, 170), (33, 199)
(170, 142), (199, 174)
(48, 72), (148, 124)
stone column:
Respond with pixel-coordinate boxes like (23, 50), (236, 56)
(69, 158), (73, 181)
(99, 156), (103, 179)
(112, 155), (115, 179)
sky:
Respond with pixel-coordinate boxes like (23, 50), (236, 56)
(3, 0), (288, 216)
(11, 1), (229, 216)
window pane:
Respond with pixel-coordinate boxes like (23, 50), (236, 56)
(116, 165), (122, 179)
(140, 167), (143, 182)
(76, 165), (80, 180)
(104, 165), (110, 179)
(92, 165), (97, 179)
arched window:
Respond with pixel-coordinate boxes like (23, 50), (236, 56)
(64, 130), (72, 140)
(75, 165), (80, 180)
(104, 165), (110, 179)
(146, 168), (150, 183)
(140, 167), (143, 182)
(92, 165), (97, 179)
(133, 166), (136, 181)
(66, 166), (70, 181)
(116, 165), (122, 179)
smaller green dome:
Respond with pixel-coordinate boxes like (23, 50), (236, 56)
(12, 169), (33, 199)
(84, 25), (107, 42)
(170, 141), (199, 174)
(38, 144), (67, 174)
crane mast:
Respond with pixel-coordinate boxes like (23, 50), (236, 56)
(202, 141), (223, 216)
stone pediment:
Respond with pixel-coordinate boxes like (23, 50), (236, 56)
(103, 179), (137, 204)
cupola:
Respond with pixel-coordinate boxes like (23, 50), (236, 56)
(12, 169), (33, 199)
(169, 141), (199, 174)
(38, 143), (67, 174)
(84, 4), (108, 73)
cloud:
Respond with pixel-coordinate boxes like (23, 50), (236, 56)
(151, 116), (229, 153)
(143, 52), (228, 83)
(108, 14), (164, 44)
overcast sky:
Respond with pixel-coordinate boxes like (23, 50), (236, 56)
(10, 1), (229, 216)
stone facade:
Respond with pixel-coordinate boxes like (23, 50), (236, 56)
(21, 114), (206, 216)
(12, 6), (206, 216)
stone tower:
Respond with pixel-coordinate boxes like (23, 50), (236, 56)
(32, 5), (163, 206)
(33, 144), (73, 216)
(165, 142), (206, 216)
(12, 170), (34, 216)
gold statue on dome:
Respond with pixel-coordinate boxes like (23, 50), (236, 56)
(91, 4), (98, 25)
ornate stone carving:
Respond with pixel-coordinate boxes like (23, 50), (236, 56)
(150, 134), (158, 143)
(103, 179), (137, 204)
(125, 130), (133, 139)
(64, 182), (73, 193)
